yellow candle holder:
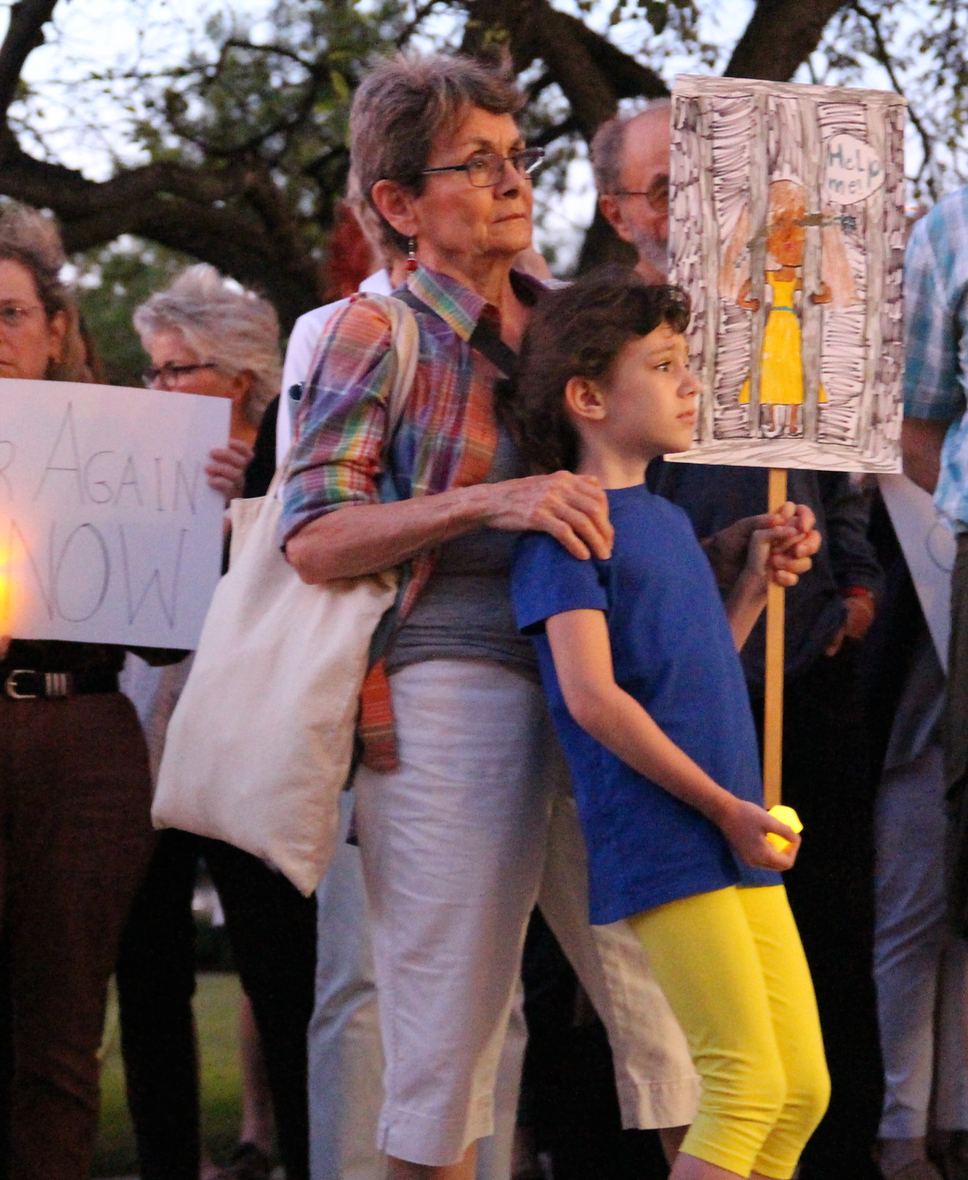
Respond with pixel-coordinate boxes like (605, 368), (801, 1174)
(766, 804), (803, 852)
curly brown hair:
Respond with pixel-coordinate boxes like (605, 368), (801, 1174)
(503, 267), (691, 473)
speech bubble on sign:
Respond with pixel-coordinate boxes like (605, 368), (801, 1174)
(823, 134), (884, 205)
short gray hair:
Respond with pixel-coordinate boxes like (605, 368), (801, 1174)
(350, 52), (524, 253)
(134, 265), (281, 425)
(591, 99), (672, 195)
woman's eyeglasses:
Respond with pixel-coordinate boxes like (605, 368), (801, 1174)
(421, 147), (545, 188)
(143, 361), (220, 388)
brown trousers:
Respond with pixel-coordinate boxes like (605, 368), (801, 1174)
(0, 692), (155, 1180)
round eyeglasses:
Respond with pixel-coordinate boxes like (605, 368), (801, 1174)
(421, 147), (545, 188)
(611, 173), (670, 214)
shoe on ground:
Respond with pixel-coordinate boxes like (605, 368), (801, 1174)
(213, 1141), (272, 1180)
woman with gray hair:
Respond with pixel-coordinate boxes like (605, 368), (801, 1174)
(135, 263), (280, 498)
(116, 264), (315, 1180)
(282, 51), (820, 1180)
(136, 265), (279, 428)
(280, 51), (703, 1180)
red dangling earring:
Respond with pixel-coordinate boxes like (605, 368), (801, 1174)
(406, 236), (418, 273)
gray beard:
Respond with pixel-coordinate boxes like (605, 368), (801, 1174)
(632, 230), (669, 278)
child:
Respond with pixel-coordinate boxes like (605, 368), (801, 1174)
(508, 269), (830, 1180)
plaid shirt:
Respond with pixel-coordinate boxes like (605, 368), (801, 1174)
(281, 263), (540, 769)
(904, 188), (968, 530)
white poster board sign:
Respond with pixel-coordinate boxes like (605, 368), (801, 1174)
(879, 473), (955, 671)
(668, 76), (906, 474)
(0, 379), (230, 648)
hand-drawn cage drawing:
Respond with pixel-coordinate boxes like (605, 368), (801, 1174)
(667, 76), (906, 473)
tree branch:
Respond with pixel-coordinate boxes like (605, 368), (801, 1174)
(221, 37), (317, 72)
(0, 133), (322, 326)
(396, 0), (447, 48)
(0, 0), (58, 125)
(531, 113), (580, 148)
(724, 0), (852, 81)
(461, 0), (665, 140)
(560, 10), (667, 102)
(852, 2), (936, 197)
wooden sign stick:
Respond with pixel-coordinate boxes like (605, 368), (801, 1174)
(763, 467), (788, 809)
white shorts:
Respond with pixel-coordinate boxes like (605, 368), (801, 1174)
(354, 659), (698, 1166)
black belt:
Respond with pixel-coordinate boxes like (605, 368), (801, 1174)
(1, 668), (119, 700)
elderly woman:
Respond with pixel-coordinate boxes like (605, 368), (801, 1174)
(283, 54), (818, 1180)
(0, 203), (158, 1180)
(116, 265), (316, 1180)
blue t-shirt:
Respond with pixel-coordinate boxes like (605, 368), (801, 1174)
(511, 483), (779, 925)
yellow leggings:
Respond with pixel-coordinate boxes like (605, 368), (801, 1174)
(628, 884), (830, 1179)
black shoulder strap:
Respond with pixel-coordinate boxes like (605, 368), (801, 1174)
(395, 288), (517, 380)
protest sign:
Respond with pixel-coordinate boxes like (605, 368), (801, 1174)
(666, 75), (907, 805)
(668, 75), (906, 474)
(0, 379), (229, 648)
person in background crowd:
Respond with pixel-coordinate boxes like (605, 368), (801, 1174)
(860, 490), (968, 1180)
(593, 103), (886, 1180)
(117, 264), (316, 1180)
(0, 201), (159, 1180)
(900, 185), (968, 1180)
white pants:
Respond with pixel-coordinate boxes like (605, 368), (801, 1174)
(308, 790), (528, 1180)
(355, 660), (698, 1167)
(875, 740), (968, 1138)
(309, 792), (384, 1180)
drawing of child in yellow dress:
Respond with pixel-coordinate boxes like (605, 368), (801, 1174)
(724, 178), (855, 435)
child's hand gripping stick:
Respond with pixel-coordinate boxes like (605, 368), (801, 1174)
(766, 804), (803, 852)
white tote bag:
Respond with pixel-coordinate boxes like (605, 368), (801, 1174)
(153, 294), (419, 896)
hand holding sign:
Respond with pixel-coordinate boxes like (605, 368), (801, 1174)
(206, 437), (255, 504)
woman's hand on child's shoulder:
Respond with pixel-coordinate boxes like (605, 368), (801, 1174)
(717, 797), (801, 872)
(482, 471), (613, 560)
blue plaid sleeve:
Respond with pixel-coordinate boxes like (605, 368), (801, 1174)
(904, 199), (968, 422)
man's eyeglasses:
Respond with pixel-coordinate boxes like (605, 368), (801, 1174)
(421, 147), (545, 188)
(611, 174), (670, 214)
(143, 361), (220, 388)
(0, 304), (44, 332)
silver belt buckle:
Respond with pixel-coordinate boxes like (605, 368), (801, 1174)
(4, 669), (73, 699)
(4, 670), (36, 700)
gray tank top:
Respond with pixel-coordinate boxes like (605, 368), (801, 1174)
(386, 428), (539, 679)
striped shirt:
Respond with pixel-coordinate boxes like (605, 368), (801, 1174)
(904, 188), (968, 530)
(281, 263), (541, 767)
